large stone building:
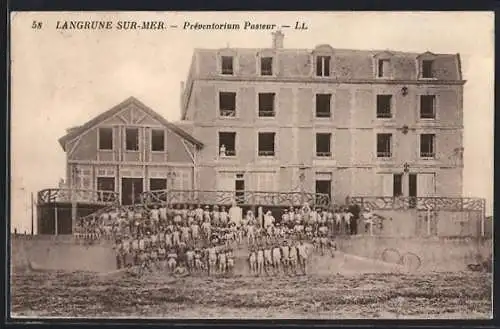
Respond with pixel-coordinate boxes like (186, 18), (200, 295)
(180, 31), (464, 204)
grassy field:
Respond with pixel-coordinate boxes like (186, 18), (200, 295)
(11, 269), (492, 319)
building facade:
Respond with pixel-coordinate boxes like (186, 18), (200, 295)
(180, 31), (464, 204)
(58, 97), (203, 206)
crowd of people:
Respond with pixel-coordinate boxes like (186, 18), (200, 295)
(75, 199), (381, 276)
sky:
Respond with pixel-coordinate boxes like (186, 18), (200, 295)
(10, 11), (494, 233)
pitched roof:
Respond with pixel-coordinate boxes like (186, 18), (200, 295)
(58, 96), (204, 151)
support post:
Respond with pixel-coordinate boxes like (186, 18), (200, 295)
(54, 204), (59, 236)
(30, 192), (34, 235)
(427, 208), (431, 236)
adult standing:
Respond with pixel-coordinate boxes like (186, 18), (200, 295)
(346, 196), (361, 235)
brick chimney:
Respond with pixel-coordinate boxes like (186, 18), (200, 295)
(272, 30), (284, 48)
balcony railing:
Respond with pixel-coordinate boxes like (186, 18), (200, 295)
(220, 109), (236, 117)
(141, 189), (331, 208)
(219, 149), (236, 157)
(420, 152), (435, 158)
(37, 188), (119, 205)
(258, 110), (275, 117)
(377, 151), (392, 158)
(376, 112), (392, 119)
(258, 150), (275, 157)
(350, 196), (485, 212)
(316, 111), (331, 118)
(316, 151), (332, 157)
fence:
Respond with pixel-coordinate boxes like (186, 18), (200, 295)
(350, 196), (488, 238)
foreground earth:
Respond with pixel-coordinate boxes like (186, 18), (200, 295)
(11, 269), (492, 319)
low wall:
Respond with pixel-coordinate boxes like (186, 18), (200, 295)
(11, 235), (116, 272)
(11, 234), (493, 274)
(337, 235), (492, 272)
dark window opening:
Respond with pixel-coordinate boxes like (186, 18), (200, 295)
(316, 133), (331, 157)
(377, 133), (392, 158)
(258, 132), (276, 156)
(261, 57), (273, 75)
(97, 177), (115, 202)
(422, 60), (434, 78)
(151, 129), (165, 151)
(219, 132), (236, 156)
(219, 92), (236, 117)
(420, 95), (436, 119)
(221, 56), (234, 75)
(316, 94), (331, 118)
(378, 59), (390, 78)
(393, 174), (403, 197)
(316, 56), (331, 77)
(125, 128), (139, 151)
(409, 174), (417, 208)
(235, 179), (245, 204)
(150, 178), (167, 191)
(99, 127), (113, 150)
(376, 95), (392, 118)
(420, 134), (435, 158)
(315, 180), (332, 200)
(258, 93), (275, 117)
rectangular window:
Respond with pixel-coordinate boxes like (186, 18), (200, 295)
(420, 95), (436, 119)
(422, 60), (434, 78)
(261, 57), (273, 76)
(125, 128), (139, 151)
(378, 59), (390, 78)
(316, 56), (331, 77)
(258, 132), (276, 157)
(219, 92), (236, 117)
(316, 94), (331, 118)
(393, 174), (403, 197)
(221, 56), (233, 75)
(150, 178), (167, 191)
(377, 133), (392, 158)
(98, 127), (113, 150)
(376, 95), (392, 118)
(219, 132), (236, 157)
(151, 129), (165, 151)
(420, 134), (435, 158)
(316, 133), (332, 157)
(258, 93), (275, 117)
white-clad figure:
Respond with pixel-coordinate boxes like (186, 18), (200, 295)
(220, 144), (226, 156)
(228, 201), (243, 227)
(362, 206), (375, 235)
(264, 210), (275, 229)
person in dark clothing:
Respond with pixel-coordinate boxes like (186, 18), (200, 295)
(346, 196), (361, 235)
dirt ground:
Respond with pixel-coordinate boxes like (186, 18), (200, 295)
(11, 269), (492, 319)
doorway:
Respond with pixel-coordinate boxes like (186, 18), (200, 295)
(122, 178), (143, 205)
(409, 173), (417, 208)
(235, 177), (245, 204)
(315, 180), (332, 201)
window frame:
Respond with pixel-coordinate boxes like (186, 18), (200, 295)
(257, 92), (276, 118)
(125, 127), (140, 152)
(218, 90), (238, 119)
(421, 59), (435, 79)
(315, 55), (331, 77)
(419, 94), (437, 120)
(221, 55), (234, 75)
(377, 58), (391, 79)
(260, 56), (274, 76)
(98, 127), (114, 151)
(150, 129), (165, 152)
(376, 133), (393, 158)
(419, 133), (436, 159)
(218, 131), (237, 158)
(315, 132), (332, 158)
(257, 131), (277, 158)
(315, 93), (332, 119)
(376, 94), (393, 119)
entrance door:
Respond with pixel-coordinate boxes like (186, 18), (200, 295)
(122, 178), (143, 205)
(315, 180), (331, 201)
(235, 178), (245, 204)
(409, 174), (417, 208)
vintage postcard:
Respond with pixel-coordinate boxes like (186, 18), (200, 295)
(9, 11), (494, 319)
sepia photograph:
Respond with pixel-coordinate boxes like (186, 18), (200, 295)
(9, 11), (494, 319)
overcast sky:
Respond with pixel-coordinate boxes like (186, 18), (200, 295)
(10, 11), (494, 233)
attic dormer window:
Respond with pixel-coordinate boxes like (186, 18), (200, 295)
(221, 56), (234, 75)
(378, 59), (390, 78)
(316, 56), (330, 77)
(422, 60), (434, 78)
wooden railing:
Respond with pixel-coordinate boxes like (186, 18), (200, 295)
(37, 188), (119, 205)
(141, 189), (331, 208)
